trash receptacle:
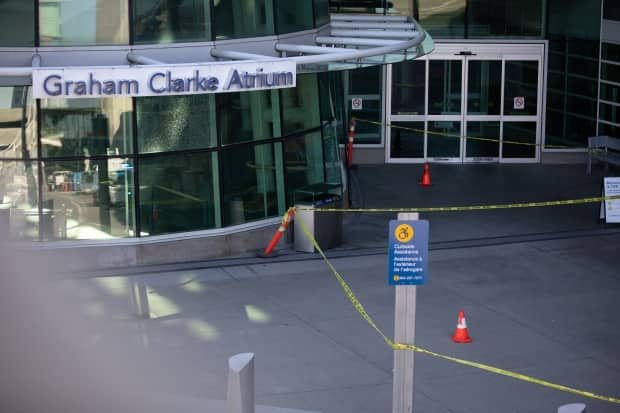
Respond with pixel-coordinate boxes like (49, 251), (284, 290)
(294, 183), (343, 253)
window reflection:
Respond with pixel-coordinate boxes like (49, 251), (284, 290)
(41, 159), (134, 239)
(41, 98), (133, 158)
(213, 0), (275, 40)
(429, 60), (462, 115)
(344, 67), (383, 144)
(392, 60), (426, 116)
(220, 143), (278, 226)
(0, 0), (35, 46)
(284, 131), (325, 203)
(281, 74), (321, 136)
(0, 87), (37, 160)
(217, 91), (279, 145)
(0, 160), (39, 240)
(39, 0), (129, 46)
(275, 0), (314, 34)
(133, 0), (212, 43)
(468, 0), (543, 37)
(416, 0), (466, 38)
(139, 152), (216, 235)
(390, 122), (425, 158)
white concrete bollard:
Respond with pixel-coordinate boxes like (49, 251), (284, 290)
(558, 403), (586, 413)
(227, 353), (255, 413)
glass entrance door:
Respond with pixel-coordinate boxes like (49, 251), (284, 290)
(387, 43), (544, 163)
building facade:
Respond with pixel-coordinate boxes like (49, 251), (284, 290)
(0, 0), (430, 262)
(1, 0), (617, 264)
(346, 0), (620, 164)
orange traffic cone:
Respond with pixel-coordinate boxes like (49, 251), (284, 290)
(419, 163), (432, 186)
(452, 310), (472, 343)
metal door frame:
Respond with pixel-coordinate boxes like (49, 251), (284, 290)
(385, 42), (546, 164)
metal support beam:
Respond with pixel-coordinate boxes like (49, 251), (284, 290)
(315, 36), (402, 46)
(331, 29), (419, 39)
(331, 22), (417, 30)
(276, 43), (352, 55)
(330, 14), (409, 22)
(126, 52), (165, 65)
(210, 49), (274, 61)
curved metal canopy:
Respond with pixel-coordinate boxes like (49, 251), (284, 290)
(0, 14), (433, 78)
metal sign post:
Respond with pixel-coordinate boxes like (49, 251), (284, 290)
(389, 212), (429, 413)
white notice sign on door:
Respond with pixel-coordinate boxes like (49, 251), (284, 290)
(513, 96), (525, 110)
(351, 97), (363, 111)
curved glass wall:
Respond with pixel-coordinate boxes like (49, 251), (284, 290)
(4, 0), (331, 45)
(0, 74), (343, 242)
(0, 0), (35, 46)
(133, 0), (212, 44)
(39, 0), (129, 46)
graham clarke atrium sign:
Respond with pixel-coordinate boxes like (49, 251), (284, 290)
(32, 60), (296, 99)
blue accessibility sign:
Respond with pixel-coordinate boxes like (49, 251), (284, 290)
(388, 220), (429, 285)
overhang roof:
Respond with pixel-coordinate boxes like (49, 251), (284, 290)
(0, 14), (433, 79)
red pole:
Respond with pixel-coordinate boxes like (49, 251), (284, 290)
(347, 118), (356, 169)
(263, 208), (296, 255)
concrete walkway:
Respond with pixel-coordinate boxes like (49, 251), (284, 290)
(3, 163), (619, 413)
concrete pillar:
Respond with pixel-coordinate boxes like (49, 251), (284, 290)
(227, 353), (255, 413)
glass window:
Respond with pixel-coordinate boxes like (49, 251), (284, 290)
(601, 63), (620, 82)
(39, 0), (129, 46)
(40, 98), (133, 158)
(600, 83), (620, 102)
(598, 122), (620, 138)
(602, 43), (620, 62)
(467, 60), (501, 115)
(42, 158), (134, 239)
(466, 122), (499, 158)
(284, 131), (325, 203)
(319, 71), (346, 145)
(428, 121), (461, 158)
(467, 0), (543, 38)
(504, 61), (538, 116)
(416, 0), (465, 38)
(604, 0), (620, 21)
(137, 94), (215, 153)
(502, 122), (536, 158)
(429, 60), (462, 115)
(133, 0), (211, 43)
(390, 122), (425, 158)
(139, 152), (216, 235)
(0, 160), (39, 240)
(217, 90), (279, 145)
(314, 0), (330, 27)
(220, 143), (280, 226)
(275, 0), (314, 34)
(392, 60), (426, 116)
(345, 66), (383, 144)
(281, 74), (321, 136)
(0, 87), (37, 160)
(213, 0), (275, 40)
(0, 0), (35, 46)
(318, 72), (344, 184)
(599, 103), (620, 124)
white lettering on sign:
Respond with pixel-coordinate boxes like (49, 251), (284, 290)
(32, 60), (297, 99)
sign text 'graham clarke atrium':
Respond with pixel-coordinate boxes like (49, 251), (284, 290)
(32, 60), (296, 99)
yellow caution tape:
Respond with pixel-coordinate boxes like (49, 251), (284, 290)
(296, 195), (620, 213)
(292, 211), (620, 405)
(355, 117), (578, 149)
